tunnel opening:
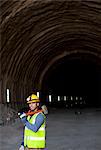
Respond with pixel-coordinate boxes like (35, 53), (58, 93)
(42, 53), (100, 109)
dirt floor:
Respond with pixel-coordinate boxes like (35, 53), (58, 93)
(0, 107), (101, 150)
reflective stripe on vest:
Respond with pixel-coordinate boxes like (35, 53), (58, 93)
(24, 112), (46, 148)
(24, 136), (45, 140)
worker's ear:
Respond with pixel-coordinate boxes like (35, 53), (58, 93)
(37, 103), (39, 107)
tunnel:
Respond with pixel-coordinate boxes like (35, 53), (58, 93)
(0, 0), (101, 110)
(42, 53), (100, 107)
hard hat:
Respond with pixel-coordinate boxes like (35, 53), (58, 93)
(26, 94), (40, 103)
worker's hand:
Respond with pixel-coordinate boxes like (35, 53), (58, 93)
(19, 113), (26, 119)
(19, 113), (27, 124)
(19, 145), (24, 150)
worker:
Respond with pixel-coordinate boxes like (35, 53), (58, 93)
(19, 94), (46, 150)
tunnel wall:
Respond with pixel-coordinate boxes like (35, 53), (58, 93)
(1, 0), (101, 108)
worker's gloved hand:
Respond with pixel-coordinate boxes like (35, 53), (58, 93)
(19, 113), (26, 119)
(19, 145), (24, 150)
(18, 112), (27, 124)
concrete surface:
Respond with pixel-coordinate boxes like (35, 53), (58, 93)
(0, 108), (101, 150)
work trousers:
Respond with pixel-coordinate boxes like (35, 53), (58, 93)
(25, 148), (44, 150)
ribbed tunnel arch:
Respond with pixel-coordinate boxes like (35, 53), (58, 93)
(0, 0), (101, 108)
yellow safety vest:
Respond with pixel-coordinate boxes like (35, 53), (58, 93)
(24, 112), (46, 148)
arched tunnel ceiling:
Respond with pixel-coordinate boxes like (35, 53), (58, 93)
(1, 0), (101, 91)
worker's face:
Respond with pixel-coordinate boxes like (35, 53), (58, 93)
(29, 102), (39, 111)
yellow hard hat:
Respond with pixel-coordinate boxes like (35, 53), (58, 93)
(26, 94), (40, 103)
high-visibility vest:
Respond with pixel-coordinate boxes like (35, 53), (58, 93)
(24, 112), (46, 148)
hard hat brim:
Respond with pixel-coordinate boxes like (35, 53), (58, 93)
(27, 99), (40, 104)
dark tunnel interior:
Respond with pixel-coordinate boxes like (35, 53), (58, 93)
(42, 54), (99, 108)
